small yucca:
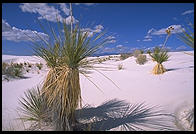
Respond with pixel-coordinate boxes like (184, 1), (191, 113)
(18, 86), (51, 130)
(149, 26), (173, 75)
(149, 47), (169, 75)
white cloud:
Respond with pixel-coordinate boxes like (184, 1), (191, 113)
(2, 19), (12, 32)
(94, 25), (104, 30)
(144, 35), (152, 39)
(107, 40), (116, 43)
(147, 28), (155, 34)
(143, 38), (152, 42)
(19, 3), (78, 25)
(80, 24), (104, 37)
(75, 3), (95, 6)
(125, 41), (128, 43)
(20, 3), (64, 22)
(143, 30), (153, 42)
(58, 3), (70, 16)
(176, 45), (187, 50)
(2, 19), (48, 42)
(116, 45), (123, 48)
(64, 16), (79, 25)
(182, 10), (194, 15)
(151, 25), (184, 35)
(105, 36), (116, 43)
(137, 40), (140, 42)
(106, 36), (115, 40)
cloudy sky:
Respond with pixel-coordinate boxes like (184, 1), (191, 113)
(2, 3), (194, 55)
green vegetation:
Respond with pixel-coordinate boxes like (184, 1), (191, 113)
(149, 47), (169, 74)
(136, 54), (147, 65)
(31, 20), (108, 130)
(2, 62), (24, 79)
(120, 53), (132, 60)
(177, 22), (194, 49)
(133, 49), (142, 58)
(148, 26), (173, 75)
(36, 63), (43, 70)
(18, 86), (52, 130)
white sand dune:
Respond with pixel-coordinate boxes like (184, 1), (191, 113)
(2, 51), (194, 131)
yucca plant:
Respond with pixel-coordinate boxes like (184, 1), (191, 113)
(29, 18), (109, 130)
(149, 49), (169, 74)
(177, 22), (194, 49)
(148, 27), (173, 75)
(18, 86), (52, 130)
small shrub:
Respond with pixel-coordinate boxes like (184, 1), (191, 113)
(133, 49), (142, 58)
(136, 54), (147, 65)
(24, 62), (27, 66)
(147, 50), (151, 54)
(98, 58), (103, 63)
(11, 63), (23, 69)
(2, 62), (9, 75)
(36, 63), (43, 70)
(118, 64), (123, 70)
(4, 64), (24, 78)
(120, 53), (132, 60)
(140, 50), (144, 54)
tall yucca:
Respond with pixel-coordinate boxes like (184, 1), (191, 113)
(31, 20), (108, 130)
(148, 26), (173, 75)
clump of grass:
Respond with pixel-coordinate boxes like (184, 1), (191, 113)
(120, 53), (132, 60)
(2, 62), (9, 74)
(98, 58), (103, 63)
(136, 54), (147, 65)
(98, 57), (108, 63)
(36, 63), (43, 70)
(109, 56), (112, 59)
(2, 62), (24, 79)
(118, 64), (123, 70)
(147, 50), (151, 54)
(133, 49), (142, 58)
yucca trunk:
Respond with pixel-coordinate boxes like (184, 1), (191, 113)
(152, 63), (166, 75)
(41, 66), (81, 130)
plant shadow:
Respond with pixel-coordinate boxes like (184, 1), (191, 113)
(75, 99), (177, 131)
(166, 66), (194, 72)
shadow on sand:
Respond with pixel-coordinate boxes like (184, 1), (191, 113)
(166, 66), (194, 72)
(75, 99), (177, 131)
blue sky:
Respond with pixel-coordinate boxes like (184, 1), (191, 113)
(2, 3), (194, 56)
